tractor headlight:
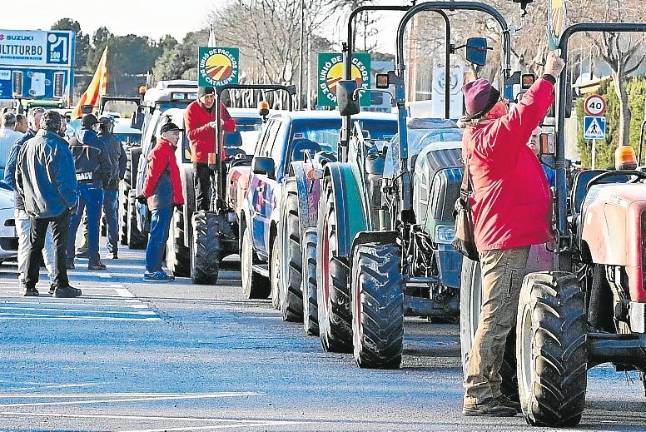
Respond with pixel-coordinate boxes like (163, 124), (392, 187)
(435, 225), (456, 244)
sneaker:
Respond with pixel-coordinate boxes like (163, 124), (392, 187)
(54, 285), (82, 298)
(88, 260), (107, 271)
(66, 261), (75, 270)
(143, 271), (172, 283)
(23, 286), (39, 296)
(462, 398), (517, 417)
(497, 394), (521, 413)
(111, 252), (118, 260)
(49, 283), (56, 295)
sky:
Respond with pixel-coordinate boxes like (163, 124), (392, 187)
(0, 0), (402, 52)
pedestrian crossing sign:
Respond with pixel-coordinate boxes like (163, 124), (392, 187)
(583, 116), (606, 140)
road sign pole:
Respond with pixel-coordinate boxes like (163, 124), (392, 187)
(592, 139), (596, 169)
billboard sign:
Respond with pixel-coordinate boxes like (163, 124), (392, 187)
(0, 29), (75, 101)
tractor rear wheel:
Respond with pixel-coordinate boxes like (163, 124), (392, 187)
(241, 223), (270, 299)
(351, 242), (404, 369)
(459, 257), (519, 401)
(316, 178), (352, 353)
(516, 271), (587, 427)
(302, 230), (319, 336)
(190, 211), (220, 285)
(166, 207), (190, 277)
(279, 189), (303, 322)
(119, 182), (129, 245)
(126, 191), (146, 249)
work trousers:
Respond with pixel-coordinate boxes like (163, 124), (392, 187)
(24, 211), (70, 289)
(68, 183), (103, 263)
(15, 209), (55, 282)
(145, 206), (172, 273)
(103, 189), (119, 254)
(464, 246), (530, 404)
(194, 163), (212, 212)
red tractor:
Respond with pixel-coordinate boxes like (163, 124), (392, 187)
(513, 22), (646, 427)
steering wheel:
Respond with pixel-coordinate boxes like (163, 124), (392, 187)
(585, 170), (646, 195)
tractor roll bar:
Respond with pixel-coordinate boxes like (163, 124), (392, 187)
(555, 23), (646, 246)
(393, 2), (512, 213)
(340, 5), (414, 154)
(213, 84), (297, 212)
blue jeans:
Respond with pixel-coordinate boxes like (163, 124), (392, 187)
(145, 206), (172, 273)
(103, 189), (119, 254)
(68, 184), (103, 263)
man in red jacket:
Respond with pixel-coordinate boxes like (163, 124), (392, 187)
(138, 122), (185, 282)
(461, 52), (565, 417)
(184, 87), (236, 211)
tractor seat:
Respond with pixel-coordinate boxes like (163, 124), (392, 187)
(291, 139), (321, 162)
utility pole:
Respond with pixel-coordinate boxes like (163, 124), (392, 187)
(299, 0), (305, 110)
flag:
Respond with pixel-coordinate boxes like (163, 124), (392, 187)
(72, 47), (108, 119)
(208, 29), (217, 47)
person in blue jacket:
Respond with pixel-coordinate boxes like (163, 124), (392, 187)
(15, 110), (80, 298)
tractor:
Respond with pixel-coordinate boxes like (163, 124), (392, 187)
(313, 1), (515, 368)
(507, 21), (646, 427)
(188, 84), (296, 284)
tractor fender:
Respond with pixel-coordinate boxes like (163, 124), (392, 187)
(325, 162), (368, 260)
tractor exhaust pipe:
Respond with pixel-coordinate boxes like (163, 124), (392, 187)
(588, 332), (646, 368)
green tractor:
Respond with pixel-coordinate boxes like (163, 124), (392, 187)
(314, 1), (514, 368)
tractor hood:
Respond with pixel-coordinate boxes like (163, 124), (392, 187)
(581, 183), (646, 302)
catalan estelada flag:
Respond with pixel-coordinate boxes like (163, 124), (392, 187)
(72, 47), (108, 119)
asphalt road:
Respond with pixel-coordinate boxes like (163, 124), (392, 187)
(1, 244), (646, 431)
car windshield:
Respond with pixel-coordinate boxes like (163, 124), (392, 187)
(289, 118), (397, 161)
(384, 120), (463, 178)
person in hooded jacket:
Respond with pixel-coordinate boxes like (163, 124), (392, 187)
(16, 110), (80, 298)
(66, 113), (112, 270)
(459, 52), (565, 417)
(137, 122), (184, 282)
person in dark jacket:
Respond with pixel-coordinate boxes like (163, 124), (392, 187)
(66, 113), (112, 270)
(184, 86), (236, 211)
(16, 110), (80, 298)
(98, 115), (127, 259)
(460, 52), (565, 417)
(137, 122), (184, 282)
(4, 108), (60, 293)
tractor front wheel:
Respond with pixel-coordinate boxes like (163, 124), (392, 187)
(516, 271), (587, 427)
(302, 230), (319, 336)
(279, 189), (303, 322)
(316, 178), (352, 353)
(190, 211), (220, 285)
(351, 242), (404, 369)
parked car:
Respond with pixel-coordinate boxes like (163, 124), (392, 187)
(0, 188), (18, 264)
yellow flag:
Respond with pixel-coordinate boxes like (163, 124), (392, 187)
(72, 47), (108, 119)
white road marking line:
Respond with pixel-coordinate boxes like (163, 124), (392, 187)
(124, 423), (304, 432)
(0, 411), (305, 429)
(0, 306), (156, 315)
(9, 382), (106, 391)
(0, 392), (255, 398)
(115, 288), (134, 298)
(0, 316), (161, 321)
(95, 273), (112, 279)
(0, 392), (259, 407)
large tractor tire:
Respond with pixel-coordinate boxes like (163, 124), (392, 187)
(516, 271), (587, 427)
(316, 178), (352, 353)
(302, 230), (319, 336)
(125, 146), (142, 188)
(126, 191), (147, 249)
(190, 211), (220, 285)
(279, 188), (303, 322)
(241, 223), (270, 299)
(166, 207), (190, 277)
(351, 242), (404, 369)
(459, 257), (519, 401)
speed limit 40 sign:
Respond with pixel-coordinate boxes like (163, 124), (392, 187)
(584, 94), (607, 116)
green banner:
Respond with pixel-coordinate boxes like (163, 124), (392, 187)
(198, 47), (240, 87)
(317, 52), (371, 108)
